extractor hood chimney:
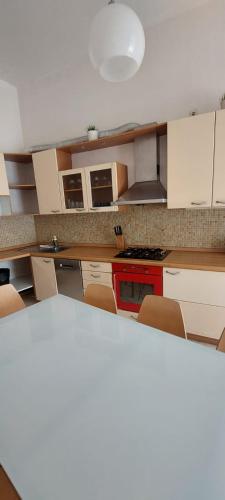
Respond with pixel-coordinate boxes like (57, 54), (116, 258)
(115, 132), (167, 205)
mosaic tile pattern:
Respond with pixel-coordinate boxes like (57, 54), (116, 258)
(34, 206), (225, 249)
(0, 215), (36, 248)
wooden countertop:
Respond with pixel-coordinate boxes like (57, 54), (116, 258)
(1, 244), (225, 272)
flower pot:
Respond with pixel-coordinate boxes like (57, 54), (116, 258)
(88, 130), (99, 141)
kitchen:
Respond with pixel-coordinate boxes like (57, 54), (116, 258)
(1, 1), (225, 499)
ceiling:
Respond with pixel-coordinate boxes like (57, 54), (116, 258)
(0, 0), (210, 87)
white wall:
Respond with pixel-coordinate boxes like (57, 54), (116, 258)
(19, 0), (225, 149)
(0, 80), (24, 151)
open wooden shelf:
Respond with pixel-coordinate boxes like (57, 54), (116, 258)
(92, 185), (112, 190)
(9, 184), (36, 190)
(59, 122), (167, 155)
(4, 153), (33, 163)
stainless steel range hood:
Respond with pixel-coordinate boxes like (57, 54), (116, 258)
(114, 132), (167, 206)
(115, 180), (167, 205)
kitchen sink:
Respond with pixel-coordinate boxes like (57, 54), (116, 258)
(38, 246), (68, 253)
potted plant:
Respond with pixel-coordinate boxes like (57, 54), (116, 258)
(87, 125), (99, 141)
(221, 94), (225, 109)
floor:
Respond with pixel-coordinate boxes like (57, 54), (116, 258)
(21, 289), (38, 307)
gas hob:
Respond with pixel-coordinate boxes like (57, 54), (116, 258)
(115, 247), (169, 261)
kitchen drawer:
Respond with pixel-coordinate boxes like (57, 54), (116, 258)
(163, 267), (225, 307)
(81, 261), (112, 273)
(82, 270), (112, 285)
(83, 279), (112, 290)
(179, 301), (225, 340)
(117, 309), (138, 321)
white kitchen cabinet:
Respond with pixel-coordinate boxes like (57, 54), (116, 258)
(167, 112), (215, 209)
(0, 152), (9, 196)
(213, 109), (225, 207)
(32, 149), (72, 214)
(163, 267), (225, 339)
(31, 257), (58, 301)
(85, 162), (128, 212)
(59, 168), (89, 213)
(81, 261), (112, 273)
(81, 261), (112, 291)
(163, 267), (225, 307)
(179, 301), (225, 340)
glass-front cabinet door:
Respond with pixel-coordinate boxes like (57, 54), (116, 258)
(85, 162), (119, 212)
(59, 169), (88, 213)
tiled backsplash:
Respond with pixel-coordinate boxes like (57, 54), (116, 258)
(34, 206), (225, 249)
(0, 215), (36, 248)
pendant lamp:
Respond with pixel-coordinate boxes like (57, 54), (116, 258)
(89, 0), (145, 82)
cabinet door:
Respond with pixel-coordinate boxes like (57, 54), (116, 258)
(163, 267), (225, 307)
(213, 109), (225, 207)
(167, 112), (215, 208)
(85, 163), (118, 212)
(59, 169), (88, 213)
(0, 153), (9, 196)
(32, 149), (62, 214)
(179, 301), (225, 340)
(31, 257), (58, 300)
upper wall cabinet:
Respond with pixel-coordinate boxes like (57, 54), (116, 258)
(167, 112), (215, 209)
(59, 162), (128, 213)
(85, 162), (128, 212)
(59, 168), (89, 213)
(32, 149), (72, 214)
(212, 109), (225, 208)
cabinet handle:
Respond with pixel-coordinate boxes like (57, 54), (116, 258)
(130, 315), (137, 320)
(216, 200), (225, 205)
(90, 264), (100, 268)
(43, 259), (51, 264)
(51, 209), (60, 213)
(91, 274), (101, 279)
(165, 270), (180, 276)
(190, 201), (206, 206)
(76, 208), (85, 212)
(90, 207), (99, 211)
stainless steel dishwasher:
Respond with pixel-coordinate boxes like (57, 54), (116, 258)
(54, 259), (83, 301)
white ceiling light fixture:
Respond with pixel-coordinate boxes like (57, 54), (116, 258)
(89, 0), (145, 82)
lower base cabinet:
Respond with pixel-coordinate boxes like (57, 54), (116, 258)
(81, 261), (112, 292)
(163, 267), (225, 341)
(179, 301), (225, 340)
(31, 257), (58, 301)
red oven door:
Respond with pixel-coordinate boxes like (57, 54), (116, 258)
(113, 272), (163, 313)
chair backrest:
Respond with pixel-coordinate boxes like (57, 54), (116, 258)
(138, 295), (186, 339)
(0, 284), (25, 318)
(84, 284), (117, 314)
(217, 328), (225, 352)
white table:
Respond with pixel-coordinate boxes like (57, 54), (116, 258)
(0, 295), (225, 500)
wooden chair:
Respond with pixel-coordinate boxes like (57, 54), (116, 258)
(0, 284), (25, 319)
(84, 284), (117, 314)
(0, 466), (20, 499)
(217, 328), (225, 352)
(138, 295), (186, 339)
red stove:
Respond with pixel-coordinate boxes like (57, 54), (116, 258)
(112, 261), (163, 313)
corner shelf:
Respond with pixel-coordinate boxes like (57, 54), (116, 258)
(4, 153), (32, 163)
(11, 275), (33, 293)
(9, 184), (36, 190)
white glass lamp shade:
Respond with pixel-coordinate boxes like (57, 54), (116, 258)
(89, 2), (145, 82)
